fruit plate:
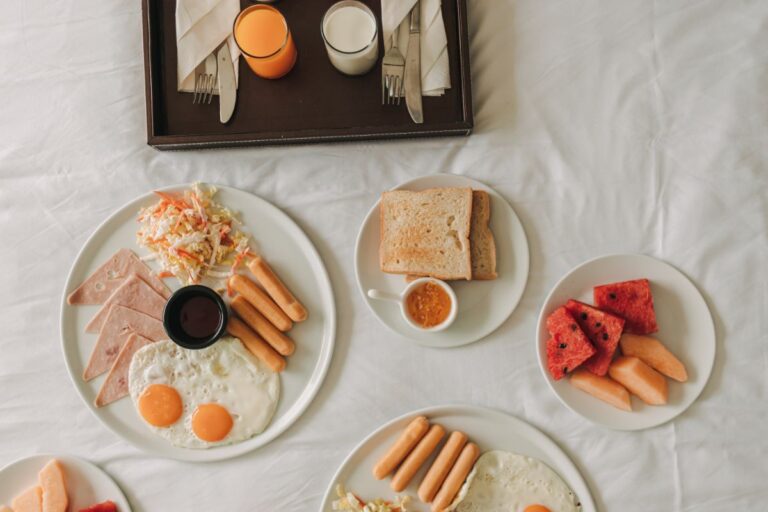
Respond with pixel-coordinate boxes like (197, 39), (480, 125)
(537, 254), (716, 430)
(60, 184), (335, 461)
(319, 404), (595, 511)
(0, 454), (131, 511)
(355, 174), (529, 347)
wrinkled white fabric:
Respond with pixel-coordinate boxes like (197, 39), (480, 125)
(0, 1), (767, 511)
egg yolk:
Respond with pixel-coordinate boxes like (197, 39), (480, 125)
(524, 506), (551, 512)
(138, 384), (183, 427)
(192, 403), (233, 442)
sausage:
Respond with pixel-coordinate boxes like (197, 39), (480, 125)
(231, 296), (295, 356)
(430, 442), (480, 512)
(229, 274), (292, 332)
(391, 424), (445, 492)
(372, 416), (430, 480)
(248, 256), (308, 322)
(418, 431), (468, 503)
(226, 316), (285, 373)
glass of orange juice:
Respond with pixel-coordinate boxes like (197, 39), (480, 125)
(233, 4), (297, 79)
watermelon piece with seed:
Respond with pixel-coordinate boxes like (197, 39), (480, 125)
(545, 306), (596, 380)
(594, 278), (658, 334)
(565, 299), (625, 376)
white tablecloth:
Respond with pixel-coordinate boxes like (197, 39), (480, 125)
(1, 1), (766, 510)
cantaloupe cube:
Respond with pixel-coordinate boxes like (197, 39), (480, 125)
(570, 368), (632, 411)
(39, 459), (68, 512)
(1, 505), (14, 512)
(609, 356), (668, 405)
(620, 333), (688, 382)
(12, 485), (42, 512)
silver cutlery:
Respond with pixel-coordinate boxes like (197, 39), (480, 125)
(404, 1), (423, 123)
(382, 25), (405, 105)
(216, 41), (237, 123)
(193, 53), (217, 105)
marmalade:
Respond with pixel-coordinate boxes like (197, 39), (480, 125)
(406, 282), (452, 328)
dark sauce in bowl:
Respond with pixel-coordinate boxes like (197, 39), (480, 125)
(163, 285), (228, 350)
(180, 295), (222, 339)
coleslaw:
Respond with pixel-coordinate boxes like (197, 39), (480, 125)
(332, 484), (411, 512)
(137, 183), (251, 286)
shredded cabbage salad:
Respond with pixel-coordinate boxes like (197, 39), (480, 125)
(137, 183), (250, 286)
(332, 484), (411, 512)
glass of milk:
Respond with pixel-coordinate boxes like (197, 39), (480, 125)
(321, 1), (379, 76)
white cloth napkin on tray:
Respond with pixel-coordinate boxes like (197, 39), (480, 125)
(381, 0), (450, 96)
(176, 0), (241, 93)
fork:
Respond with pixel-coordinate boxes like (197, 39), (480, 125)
(193, 53), (217, 104)
(381, 25), (405, 105)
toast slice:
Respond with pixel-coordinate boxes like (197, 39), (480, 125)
(470, 190), (497, 280)
(380, 188), (473, 280)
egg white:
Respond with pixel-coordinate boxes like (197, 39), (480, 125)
(128, 337), (280, 449)
(448, 450), (581, 512)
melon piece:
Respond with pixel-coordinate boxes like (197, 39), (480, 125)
(609, 356), (668, 405)
(12, 486), (42, 512)
(545, 307), (596, 380)
(1, 505), (14, 512)
(570, 368), (632, 411)
(620, 333), (688, 382)
(39, 459), (68, 512)
(78, 501), (118, 512)
(594, 278), (658, 334)
(565, 300), (625, 376)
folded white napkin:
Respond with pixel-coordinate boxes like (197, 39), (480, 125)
(176, 0), (241, 93)
(381, 0), (449, 96)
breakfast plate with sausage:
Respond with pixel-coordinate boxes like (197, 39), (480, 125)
(60, 184), (335, 461)
(320, 405), (595, 512)
(355, 174), (530, 347)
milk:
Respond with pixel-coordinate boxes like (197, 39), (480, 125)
(322, 2), (379, 76)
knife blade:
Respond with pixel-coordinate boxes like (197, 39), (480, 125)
(217, 41), (237, 124)
(404, 1), (423, 124)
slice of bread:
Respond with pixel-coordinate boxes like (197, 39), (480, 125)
(380, 188), (473, 280)
(470, 190), (497, 280)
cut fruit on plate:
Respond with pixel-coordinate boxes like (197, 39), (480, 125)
(564, 300), (625, 377)
(544, 307), (596, 381)
(594, 278), (658, 335)
(608, 356), (668, 406)
(619, 333), (688, 383)
(569, 369), (631, 412)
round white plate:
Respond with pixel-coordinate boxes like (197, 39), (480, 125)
(0, 454), (131, 511)
(61, 185), (335, 461)
(355, 174), (529, 347)
(320, 404), (595, 511)
(537, 254), (716, 430)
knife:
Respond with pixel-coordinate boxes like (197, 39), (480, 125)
(404, 1), (423, 124)
(217, 41), (237, 124)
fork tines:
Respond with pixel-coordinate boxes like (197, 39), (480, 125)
(382, 73), (404, 105)
(193, 73), (216, 105)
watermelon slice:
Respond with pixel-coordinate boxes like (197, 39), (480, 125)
(565, 300), (625, 376)
(545, 307), (596, 380)
(594, 278), (658, 334)
(78, 501), (118, 512)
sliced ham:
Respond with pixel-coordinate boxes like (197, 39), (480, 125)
(95, 333), (154, 407)
(85, 274), (167, 334)
(67, 248), (170, 305)
(84, 305), (167, 381)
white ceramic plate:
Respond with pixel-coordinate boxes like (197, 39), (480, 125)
(355, 174), (529, 347)
(320, 404), (595, 511)
(0, 454), (131, 511)
(537, 254), (716, 430)
(60, 185), (335, 461)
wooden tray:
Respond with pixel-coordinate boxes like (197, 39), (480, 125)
(141, 0), (473, 150)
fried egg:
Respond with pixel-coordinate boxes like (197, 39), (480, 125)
(128, 337), (280, 449)
(448, 451), (581, 512)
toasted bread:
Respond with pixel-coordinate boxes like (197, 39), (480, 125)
(380, 188), (473, 280)
(470, 190), (497, 280)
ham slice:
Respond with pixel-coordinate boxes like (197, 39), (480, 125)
(85, 274), (167, 334)
(12, 486), (42, 512)
(67, 248), (170, 305)
(84, 305), (166, 381)
(95, 333), (154, 407)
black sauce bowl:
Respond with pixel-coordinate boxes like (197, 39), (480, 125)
(163, 285), (228, 350)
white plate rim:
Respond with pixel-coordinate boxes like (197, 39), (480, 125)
(59, 184), (336, 461)
(0, 453), (132, 511)
(319, 403), (596, 512)
(353, 173), (530, 348)
(535, 253), (716, 431)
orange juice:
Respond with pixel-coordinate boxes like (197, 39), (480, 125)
(233, 5), (297, 79)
